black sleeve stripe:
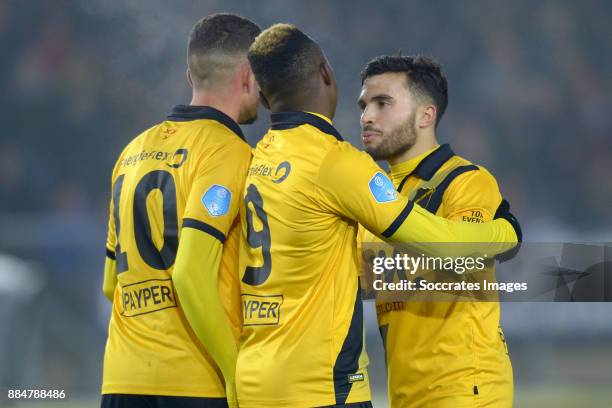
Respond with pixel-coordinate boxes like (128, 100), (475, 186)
(421, 165), (479, 214)
(381, 200), (415, 238)
(106, 248), (116, 260)
(182, 218), (226, 243)
(397, 174), (411, 193)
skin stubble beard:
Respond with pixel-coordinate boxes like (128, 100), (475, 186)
(366, 110), (417, 161)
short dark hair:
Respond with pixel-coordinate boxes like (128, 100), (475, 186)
(248, 24), (322, 99)
(188, 13), (260, 89)
(361, 55), (448, 127)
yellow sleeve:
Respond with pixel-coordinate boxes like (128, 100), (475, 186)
(183, 140), (251, 237)
(103, 255), (117, 302)
(316, 143), (517, 256)
(171, 138), (250, 404)
(218, 219), (243, 340)
(443, 166), (502, 223)
(105, 164), (118, 254)
(172, 228), (238, 390)
(103, 161), (120, 302)
(316, 142), (411, 234)
(387, 204), (517, 256)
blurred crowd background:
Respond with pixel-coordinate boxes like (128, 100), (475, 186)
(0, 0), (610, 406)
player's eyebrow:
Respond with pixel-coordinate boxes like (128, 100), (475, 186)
(358, 94), (394, 109)
(371, 94), (393, 103)
(357, 94), (394, 110)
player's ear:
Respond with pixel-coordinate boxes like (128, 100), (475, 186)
(418, 104), (437, 129)
(249, 70), (261, 103)
(240, 62), (252, 93)
(319, 61), (333, 86)
(186, 68), (194, 89)
(259, 91), (271, 110)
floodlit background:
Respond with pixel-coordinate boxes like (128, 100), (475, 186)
(0, 0), (611, 406)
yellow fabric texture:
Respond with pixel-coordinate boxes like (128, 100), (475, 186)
(103, 257), (117, 302)
(172, 228), (238, 406)
(102, 112), (249, 398)
(361, 146), (513, 407)
(238, 114), (379, 407)
(236, 112), (516, 407)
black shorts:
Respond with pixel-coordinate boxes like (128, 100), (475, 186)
(318, 402), (373, 408)
(101, 394), (228, 408)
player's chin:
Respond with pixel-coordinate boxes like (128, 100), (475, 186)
(364, 145), (385, 161)
(362, 139), (378, 153)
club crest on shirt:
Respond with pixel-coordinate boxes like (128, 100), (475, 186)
(368, 171), (398, 203)
(202, 185), (231, 216)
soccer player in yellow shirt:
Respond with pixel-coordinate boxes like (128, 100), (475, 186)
(101, 14), (260, 408)
(227, 24), (520, 408)
(358, 55), (514, 407)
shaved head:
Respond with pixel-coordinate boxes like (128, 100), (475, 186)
(187, 13), (260, 90)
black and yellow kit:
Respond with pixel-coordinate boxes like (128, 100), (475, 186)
(361, 144), (513, 407)
(236, 112), (518, 408)
(102, 105), (250, 398)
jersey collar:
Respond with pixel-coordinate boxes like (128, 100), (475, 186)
(270, 111), (344, 141)
(395, 143), (455, 192)
(389, 146), (439, 185)
(409, 143), (455, 181)
(167, 105), (245, 141)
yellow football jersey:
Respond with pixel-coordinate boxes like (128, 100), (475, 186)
(236, 111), (421, 408)
(102, 105), (250, 397)
(362, 144), (513, 407)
